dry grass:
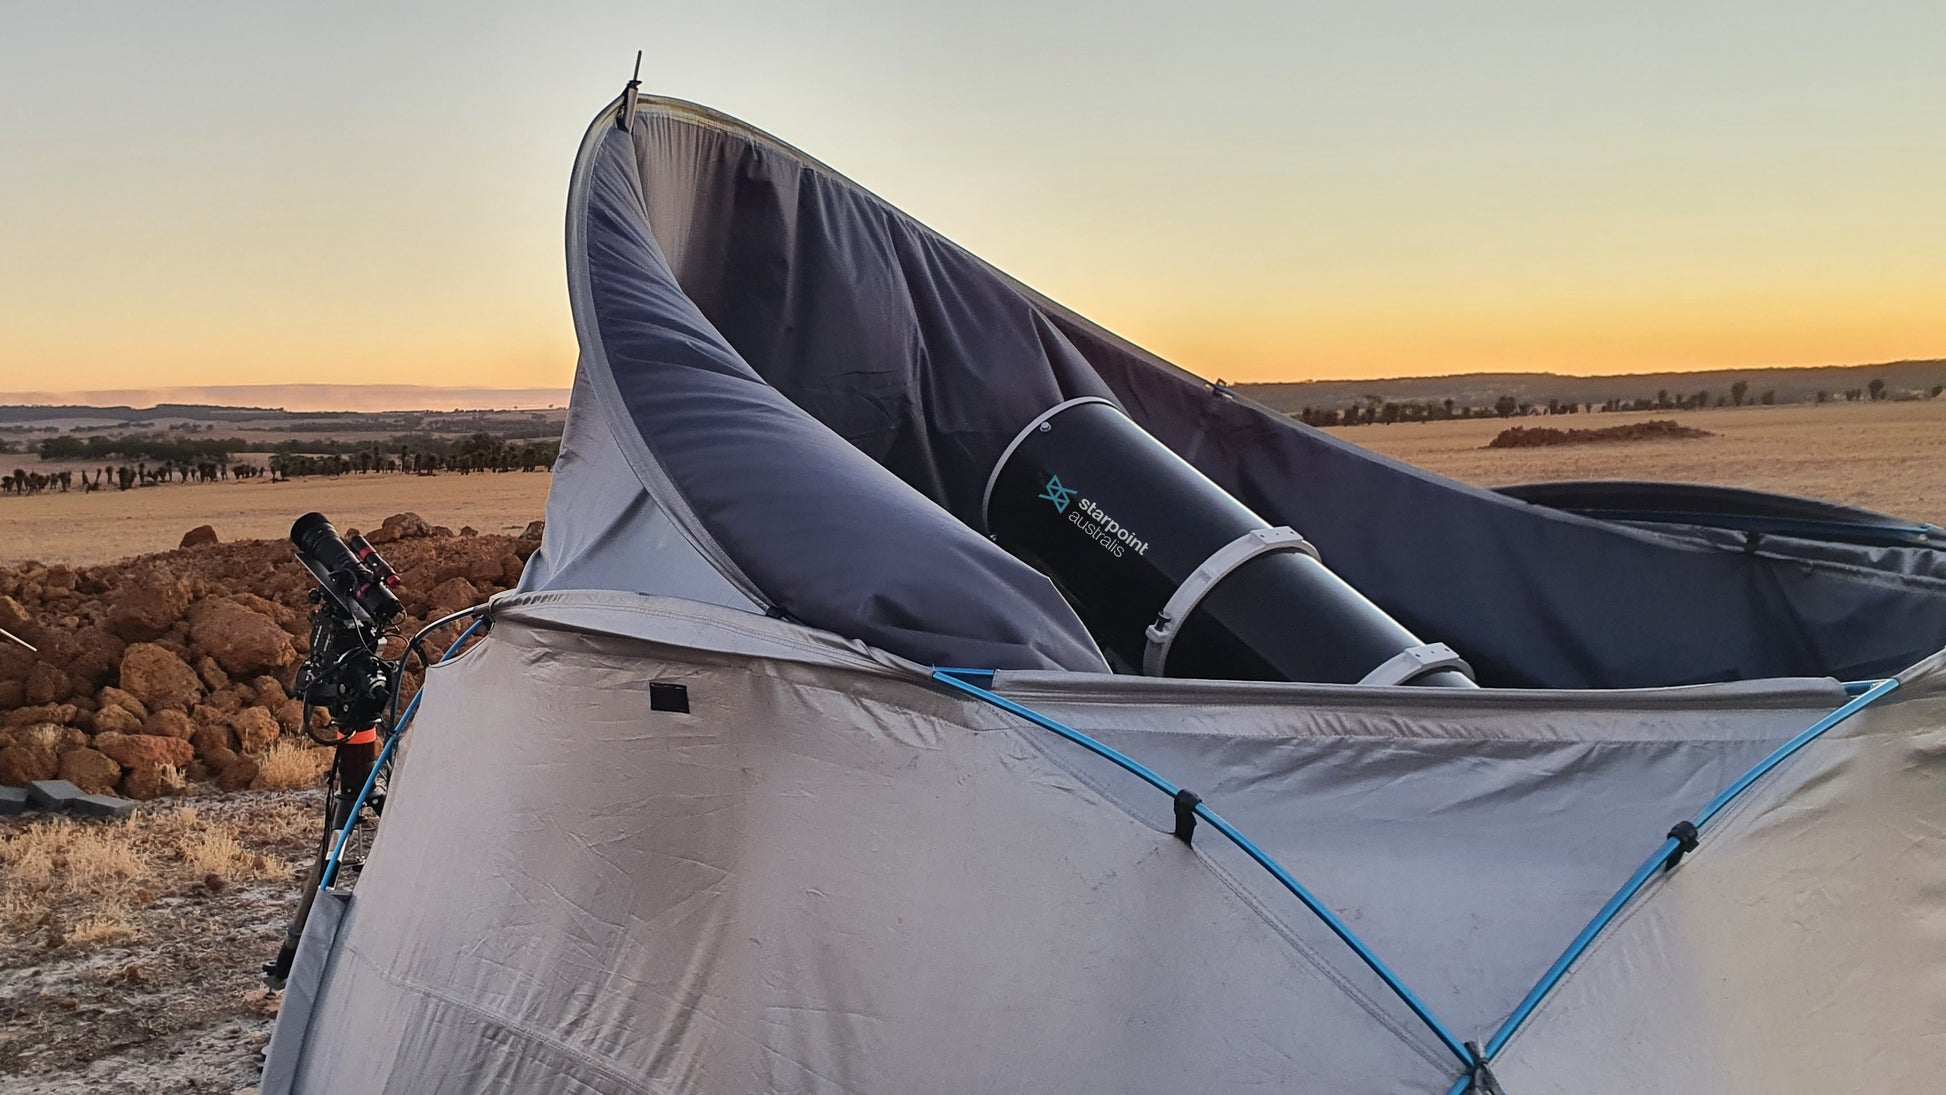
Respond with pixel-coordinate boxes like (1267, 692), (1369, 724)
(1328, 399), (1946, 527)
(0, 800), (309, 951)
(253, 740), (333, 791)
(0, 466), (551, 566)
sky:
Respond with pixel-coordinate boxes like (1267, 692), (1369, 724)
(1, 1), (1942, 395)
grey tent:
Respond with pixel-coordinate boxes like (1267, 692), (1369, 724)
(262, 95), (1946, 1094)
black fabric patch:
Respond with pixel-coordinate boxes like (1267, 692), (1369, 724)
(649, 682), (690, 713)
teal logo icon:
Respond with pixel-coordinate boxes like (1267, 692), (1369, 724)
(1038, 475), (1076, 513)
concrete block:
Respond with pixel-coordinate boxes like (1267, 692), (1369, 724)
(0, 785), (27, 815)
(70, 794), (136, 820)
(27, 779), (84, 812)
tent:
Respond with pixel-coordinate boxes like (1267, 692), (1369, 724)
(261, 94), (1946, 1094)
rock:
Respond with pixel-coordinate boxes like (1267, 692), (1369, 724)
(185, 760), (212, 783)
(187, 602), (297, 677)
(366, 513), (432, 544)
(466, 553), (504, 584)
(0, 595), (38, 642)
(90, 703), (144, 736)
(459, 525), (478, 537)
(499, 554), (525, 587)
(97, 686), (149, 721)
(36, 626), (127, 689)
(179, 525), (219, 548)
(273, 699), (308, 736)
(201, 744), (239, 773)
(0, 742), (60, 785)
(43, 566), (78, 591)
(231, 707), (282, 755)
(250, 676), (288, 706)
(141, 710), (195, 740)
(107, 580), (190, 642)
(195, 655), (231, 691)
(119, 643), (203, 712)
(18, 723), (85, 753)
(25, 661), (72, 706)
(5, 704), (79, 728)
(216, 755), (259, 791)
(426, 578), (482, 619)
(190, 721), (236, 759)
(0, 680), (21, 709)
(122, 764), (185, 801)
(518, 520), (545, 542)
(92, 732), (194, 771)
(58, 748), (122, 795)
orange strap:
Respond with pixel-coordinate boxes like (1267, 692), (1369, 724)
(344, 727), (379, 745)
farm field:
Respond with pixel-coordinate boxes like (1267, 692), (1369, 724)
(1322, 399), (1946, 528)
(0, 466), (554, 567)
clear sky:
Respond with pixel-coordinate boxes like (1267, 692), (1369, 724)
(2, 1), (1942, 392)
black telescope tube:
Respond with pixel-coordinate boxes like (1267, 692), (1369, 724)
(981, 399), (1473, 687)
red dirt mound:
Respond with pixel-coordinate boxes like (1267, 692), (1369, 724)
(0, 515), (544, 800)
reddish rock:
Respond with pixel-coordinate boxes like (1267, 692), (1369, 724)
(107, 580), (190, 642)
(25, 661), (71, 706)
(201, 743), (239, 772)
(142, 709), (195, 740)
(96, 686), (148, 720)
(426, 577), (482, 618)
(179, 525), (219, 549)
(93, 731), (195, 770)
(91, 703), (145, 736)
(192, 718), (237, 755)
(250, 676), (288, 706)
(216, 755), (260, 791)
(58, 747), (122, 794)
(119, 643), (203, 712)
(43, 565), (78, 591)
(232, 707), (282, 754)
(184, 760), (212, 783)
(0, 680), (22, 709)
(187, 601), (297, 677)
(0, 595), (38, 643)
(37, 626), (127, 689)
(194, 655), (231, 691)
(5, 703), (79, 728)
(466, 553), (504, 584)
(459, 525), (478, 537)
(366, 512), (432, 544)
(0, 742), (59, 785)
(499, 554), (525, 586)
(123, 764), (185, 801)
(273, 699), (308, 735)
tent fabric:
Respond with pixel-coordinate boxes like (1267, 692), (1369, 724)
(261, 593), (1946, 1093)
(534, 95), (1946, 688)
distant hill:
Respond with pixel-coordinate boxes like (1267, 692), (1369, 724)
(1236, 359), (1946, 414)
(0, 384), (571, 415)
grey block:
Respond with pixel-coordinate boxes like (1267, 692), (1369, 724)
(70, 794), (136, 820)
(27, 779), (84, 812)
(0, 785), (27, 815)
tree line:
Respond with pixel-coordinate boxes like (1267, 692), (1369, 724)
(1297, 376), (1939, 427)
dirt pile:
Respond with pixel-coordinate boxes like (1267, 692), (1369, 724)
(1485, 419), (1715, 448)
(0, 515), (542, 801)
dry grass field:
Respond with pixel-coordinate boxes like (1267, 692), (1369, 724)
(1323, 399), (1946, 527)
(0, 467), (554, 567)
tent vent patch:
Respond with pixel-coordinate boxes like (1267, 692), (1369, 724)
(649, 682), (690, 713)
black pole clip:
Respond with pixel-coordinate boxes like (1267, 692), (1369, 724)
(1171, 789), (1202, 845)
(1663, 820), (1700, 870)
(617, 50), (643, 132)
(1464, 1042), (1506, 1095)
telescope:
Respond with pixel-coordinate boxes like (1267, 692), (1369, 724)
(983, 399), (1474, 688)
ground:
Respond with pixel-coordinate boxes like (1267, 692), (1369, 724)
(0, 791), (324, 1094)
(0, 465), (554, 567)
(1322, 399), (1946, 527)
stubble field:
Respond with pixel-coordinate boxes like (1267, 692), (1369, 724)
(1324, 399), (1945, 527)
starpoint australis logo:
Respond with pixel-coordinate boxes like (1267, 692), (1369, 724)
(1038, 474), (1077, 514)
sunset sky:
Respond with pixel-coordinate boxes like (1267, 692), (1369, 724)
(2, 2), (1942, 395)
